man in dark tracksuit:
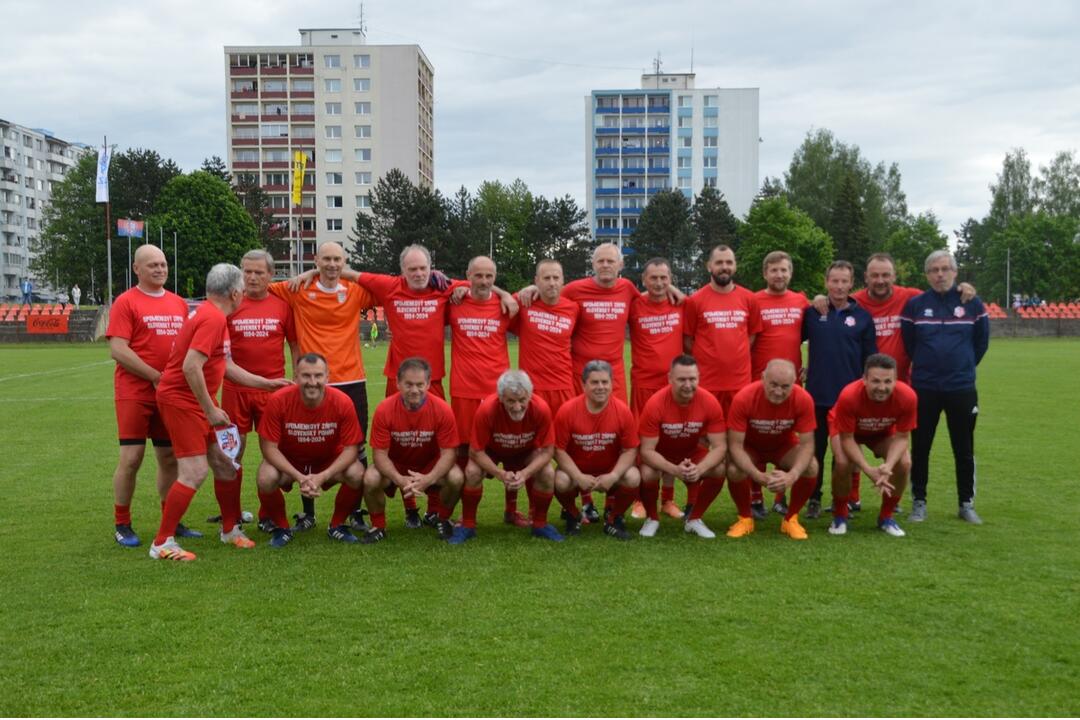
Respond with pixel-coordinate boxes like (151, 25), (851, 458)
(802, 260), (878, 522)
(901, 250), (989, 524)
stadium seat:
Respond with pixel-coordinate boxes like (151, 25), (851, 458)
(30, 304), (42, 315)
(51, 305), (63, 315)
(62, 305), (72, 316)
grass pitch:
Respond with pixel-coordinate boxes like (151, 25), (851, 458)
(0, 338), (1078, 716)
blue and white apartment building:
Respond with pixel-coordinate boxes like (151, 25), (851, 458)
(585, 72), (759, 245)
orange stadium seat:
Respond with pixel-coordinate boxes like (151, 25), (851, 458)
(51, 305), (63, 315)
(62, 305), (73, 316)
(30, 304), (42, 315)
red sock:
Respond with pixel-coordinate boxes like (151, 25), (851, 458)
(257, 488), (290, 530)
(426, 487), (442, 516)
(154, 482), (197, 545)
(604, 493), (615, 512)
(879, 491), (902, 521)
(850, 470), (861, 503)
(728, 478), (752, 518)
(462, 486), (483, 529)
(661, 484), (675, 503)
(832, 493), (850, 519)
(640, 481), (660, 521)
(504, 487), (518, 514)
(610, 485), (634, 517)
(786, 476), (816, 520)
(531, 490), (554, 528)
(750, 484), (763, 503)
(371, 511), (386, 529)
(774, 492), (787, 505)
(214, 473), (242, 533)
(686, 481), (700, 507)
(556, 487), (579, 516)
(689, 476), (725, 520)
(331, 484), (363, 527)
(438, 499), (453, 521)
(403, 493), (418, 511)
(581, 490), (594, 507)
(114, 504), (131, 526)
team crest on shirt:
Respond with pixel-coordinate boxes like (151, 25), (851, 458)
(954, 306), (966, 318)
(307, 292), (317, 300)
(923, 308), (934, 317)
(844, 316), (856, 327)
(337, 291), (347, 304)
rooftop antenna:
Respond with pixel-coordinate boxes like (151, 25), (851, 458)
(356, 3), (367, 34)
(652, 52), (663, 75)
(690, 33), (694, 72)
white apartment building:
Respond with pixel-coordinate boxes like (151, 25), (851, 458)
(585, 73), (758, 245)
(0, 119), (89, 302)
(224, 28), (433, 271)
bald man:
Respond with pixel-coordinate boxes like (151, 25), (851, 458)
(106, 244), (197, 547)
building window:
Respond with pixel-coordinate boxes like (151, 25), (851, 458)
(325, 149), (342, 162)
(677, 157), (692, 169)
(356, 195), (371, 208)
(677, 116), (692, 128)
(704, 95), (718, 107)
(353, 54), (370, 68)
(678, 175), (691, 188)
(680, 136), (692, 148)
(263, 79), (286, 92)
(354, 125), (371, 138)
(704, 116), (718, 128)
(703, 136), (718, 147)
(269, 195), (289, 209)
(263, 149), (289, 162)
(325, 102), (342, 115)
(324, 54), (341, 68)
(233, 103), (258, 115)
(678, 95), (692, 107)
(353, 78), (371, 92)
(703, 156), (717, 168)
(325, 126), (342, 139)
(234, 150), (258, 163)
(327, 196), (343, 208)
(324, 79), (341, 93)
(291, 79), (314, 92)
(292, 103), (314, 115)
(354, 149), (371, 162)
(704, 176), (718, 188)
(264, 172), (288, 185)
(260, 124), (288, 138)
(326, 172), (342, 185)
(354, 102), (371, 115)
(355, 171), (372, 185)
(292, 126), (315, 138)
(326, 218), (343, 231)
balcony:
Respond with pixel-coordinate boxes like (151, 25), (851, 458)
(292, 136), (315, 146)
(594, 208), (620, 216)
(595, 128), (620, 135)
(264, 184), (288, 192)
(231, 114), (258, 123)
(292, 66), (313, 75)
(261, 137), (289, 145)
(647, 105), (671, 114)
(594, 147), (620, 155)
(596, 227), (621, 237)
(595, 188), (620, 195)
(620, 107), (646, 114)
(299, 229), (316, 238)
(230, 66), (257, 76)
(594, 168), (619, 175)
(619, 127), (646, 135)
(230, 91), (257, 99)
(621, 186), (645, 195)
(231, 138), (258, 146)
(260, 91), (288, 99)
(649, 125), (671, 134)
(646, 166), (670, 174)
(648, 145), (670, 154)
(620, 207), (642, 215)
(261, 113), (289, 122)
(232, 161), (259, 169)
(262, 161), (289, 169)
(290, 114), (315, 122)
(595, 107), (620, 113)
(261, 66), (287, 76)
(620, 145), (646, 155)
(290, 91), (314, 99)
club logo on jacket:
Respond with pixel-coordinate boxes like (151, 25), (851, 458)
(954, 306), (966, 318)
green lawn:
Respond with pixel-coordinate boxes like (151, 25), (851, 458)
(0, 338), (1077, 716)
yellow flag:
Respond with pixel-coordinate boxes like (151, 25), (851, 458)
(291, 151), (307, 206)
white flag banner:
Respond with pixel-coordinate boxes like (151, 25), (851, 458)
(95, 145), (111, 203)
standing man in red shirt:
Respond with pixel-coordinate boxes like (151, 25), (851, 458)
(149, 264), (271, 561)
(726, 359), (819, 540)
(255, 353), (366, 547)
(106, 244), (193, 547)
(683, 245), (762, 520)
(217, 249), (298, 531)
(360, 357), (464, 544)
(750, 250), (810, 518)
(458, 369), (562, 543)
(827, 353), (917, 537)
(637, 355), (727, 538)
(629, 258), (687, 520)
(553, 360), (641, 540)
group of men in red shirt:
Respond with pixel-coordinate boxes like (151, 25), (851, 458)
(107, 238), (936, 560)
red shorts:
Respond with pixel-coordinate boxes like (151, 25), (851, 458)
(221, 387), (271, 434)
(382, 458), (439, 497)
(710, 389), (739, 418)
(158, 402), (214, 459)
(631, 385), (661, 418)
(745, 441), (799, 468)
(535, 387), (575, 417)
(486, 451), (531, 473)
(115, 398), (170, 443)
(451, 396), (483, 445)
(385, 376), (445, 400)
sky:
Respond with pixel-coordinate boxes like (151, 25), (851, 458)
(4, 0), (1078, 238)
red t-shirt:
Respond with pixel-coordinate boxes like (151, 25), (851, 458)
(554, 394), (639, 475)
(828, 379), (918, 441)
(156, 302), (230, 413)
(638, 387), (726, 463)
(448, 295), (510, 399)
(751, 289), (809, 378)
(727, 381), (816, 452)
(852, 286), (921, 383)
(258, 385), (363, 468)
(223, 293), (295, 392)
(106, 286), (189, 402)
(562, 277), (639, 370)
(684, 284), (763, 391)
(357, 273), (459, 381)
(370, 392), (459, 473)
(629, 296), (684, 390)
(510, 296), (579, 391)
(470, 393), (554, 462)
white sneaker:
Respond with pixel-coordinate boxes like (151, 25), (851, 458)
(148, 537), (196, 561)
(220, 526), (256, 548)
(684, 518), (716, 539)
(828, 517), (848, 535)
(878, 518), (906, 537)
(639, 519), (660, 537)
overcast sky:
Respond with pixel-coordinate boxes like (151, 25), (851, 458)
(4, 0), (1078, 238)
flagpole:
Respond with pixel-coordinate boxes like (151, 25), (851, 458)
(104, 137), (113, 306)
